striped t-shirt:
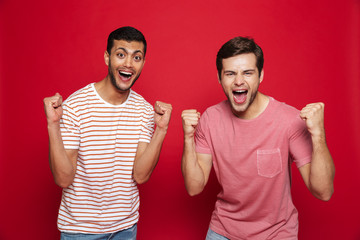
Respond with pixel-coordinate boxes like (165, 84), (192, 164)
(58, 83), (154, 233)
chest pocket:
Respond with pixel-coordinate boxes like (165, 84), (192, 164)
(257, 148), (282, 178)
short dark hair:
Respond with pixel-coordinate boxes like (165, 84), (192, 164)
(107, 26), (147, 56)
(216, 36), (264, 79)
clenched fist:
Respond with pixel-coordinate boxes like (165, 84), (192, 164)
(300, 102), (325, 138)
(154, 101), (172, 131)
(181, 109), (201, 138)
(43, 93), (63, 125)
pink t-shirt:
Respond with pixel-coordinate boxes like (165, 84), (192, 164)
(195, 97), (312, 240)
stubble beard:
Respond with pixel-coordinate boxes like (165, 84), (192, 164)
(229, 88), (259, 117)
(108, 61), (141, 92)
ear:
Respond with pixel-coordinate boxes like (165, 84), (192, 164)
(217, 73), (221, 84)
(259, 69), (264, 83)
(104, 51), (110, 66)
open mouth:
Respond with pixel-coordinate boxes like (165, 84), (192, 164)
(232, 90), (248, 104)
(119, 70), (133, 80)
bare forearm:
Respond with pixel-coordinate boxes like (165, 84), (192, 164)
(182, 137), (206, 196)
(133, 128), (167, 184)
(309, 136), (335, 201)
(48, 124), (76, 188)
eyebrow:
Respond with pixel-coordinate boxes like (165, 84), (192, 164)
(243, 69), (255, 73)
(133, 50), (144, 55)
(115, 47), (144, 55)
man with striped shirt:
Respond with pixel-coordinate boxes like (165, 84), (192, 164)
(44, 26), (172, 239)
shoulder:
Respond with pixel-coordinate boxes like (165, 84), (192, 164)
(63, 83), (95, 107)
(203, 100), (229, 117)
(270, 97), (301, 120)
(270, 98), (308, 134)
(127, 90), (154, 112)
(199, 101), (229, 126)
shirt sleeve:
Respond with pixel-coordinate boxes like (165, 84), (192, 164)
(139, 106), (155, 143)
(60, 102), (80, 150)
(289, 115), (313, 168)
(195, 111), (212, 154)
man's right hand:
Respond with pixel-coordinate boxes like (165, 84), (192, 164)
(181, 109), (201, 138)
(43, 93), (63, 125)
(181, 109), (212, 196)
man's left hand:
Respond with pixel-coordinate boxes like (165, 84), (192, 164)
(300, 102), (326, 138)
(154, 101), (172, 131)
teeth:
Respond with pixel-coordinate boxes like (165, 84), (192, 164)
(120, 71), (132, 76)
(234, 90), (246, 93)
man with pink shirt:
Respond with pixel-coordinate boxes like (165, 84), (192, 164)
(181, 37), (335, 239)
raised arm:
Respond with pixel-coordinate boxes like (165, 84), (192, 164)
(181, 110), (212, 196)
(299, 102), (335, 201)
(133, 101), (172, 184)
(44, 93), (78, 188)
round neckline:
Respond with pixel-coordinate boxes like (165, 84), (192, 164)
(228, 96), (274, 123)
(91, 83), (132, 107)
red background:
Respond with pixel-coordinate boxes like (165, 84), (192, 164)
(1, 0), (359, 239)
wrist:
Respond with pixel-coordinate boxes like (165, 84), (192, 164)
(184, 134), (195, 142)
(311, 133), (327, 145)
(47, 121), (61, 130)
(155, 126), (168, 134)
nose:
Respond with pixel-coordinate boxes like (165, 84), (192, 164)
(234, 75), (245, 86)
(124, 56), (133, 68)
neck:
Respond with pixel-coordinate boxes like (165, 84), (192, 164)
(94, 76), (130, 105)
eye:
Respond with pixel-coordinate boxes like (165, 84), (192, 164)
(134, 55), (142, 62)
(225, 72), (235, 76)
(244, 71), (253, 76)
(117, 53), (125, 58)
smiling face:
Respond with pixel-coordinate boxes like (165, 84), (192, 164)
(220, 53), (264, 119)
(105, 39), (145, 92)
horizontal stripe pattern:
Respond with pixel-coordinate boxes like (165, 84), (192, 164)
(58, 83), (154, 233)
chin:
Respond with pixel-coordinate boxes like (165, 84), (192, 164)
(231, 102), (248, 114)
(116, 84), (132, 92)
(111, 77), (132, 92)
